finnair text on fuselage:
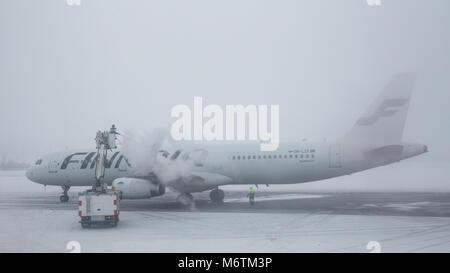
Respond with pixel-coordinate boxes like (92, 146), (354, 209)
(170, 97), (280, 151)
(61, 151), (130, 170)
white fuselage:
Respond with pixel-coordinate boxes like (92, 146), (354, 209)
(26, 141), (427, 192)
(27, 150), (132, 187)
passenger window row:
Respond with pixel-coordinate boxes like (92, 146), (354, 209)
(232, 154), (314, 160)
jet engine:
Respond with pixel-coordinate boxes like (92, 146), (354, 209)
(112, 178), (165, 199)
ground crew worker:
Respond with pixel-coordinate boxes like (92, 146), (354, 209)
(247, 186), (255, 206)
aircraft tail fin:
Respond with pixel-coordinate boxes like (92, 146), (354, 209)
(341, 73), (416, 145)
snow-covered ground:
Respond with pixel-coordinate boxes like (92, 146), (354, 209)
(2, 208), (450, 253)
(1, 168), (450, 253)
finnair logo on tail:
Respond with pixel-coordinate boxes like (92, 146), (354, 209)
(356, 99), (408, 126)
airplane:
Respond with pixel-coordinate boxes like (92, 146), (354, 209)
(26, 74), (428, 204)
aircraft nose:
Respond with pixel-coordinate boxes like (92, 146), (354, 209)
(26, 168), (34, 181)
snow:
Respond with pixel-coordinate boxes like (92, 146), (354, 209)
(225, 193), (327, 203)
(1, 208), (450, 252)
(1, 170), (450, 252)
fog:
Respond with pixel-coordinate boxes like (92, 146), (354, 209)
(1, 0), (449, 164)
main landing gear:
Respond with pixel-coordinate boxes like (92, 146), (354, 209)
(176, 193), (194, 206)
(209, 188), (225, 204)
(60, 185), (70, 202)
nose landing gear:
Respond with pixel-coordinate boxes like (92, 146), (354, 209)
(60, 186), (70, 202)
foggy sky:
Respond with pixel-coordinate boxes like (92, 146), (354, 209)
(1, 0), (449, 162)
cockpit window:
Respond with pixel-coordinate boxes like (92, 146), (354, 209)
(159, 150), (170, 158)
(35, 159), (43, 165)
(182, 149), (208, 167)
(170, 150), (181, 160)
